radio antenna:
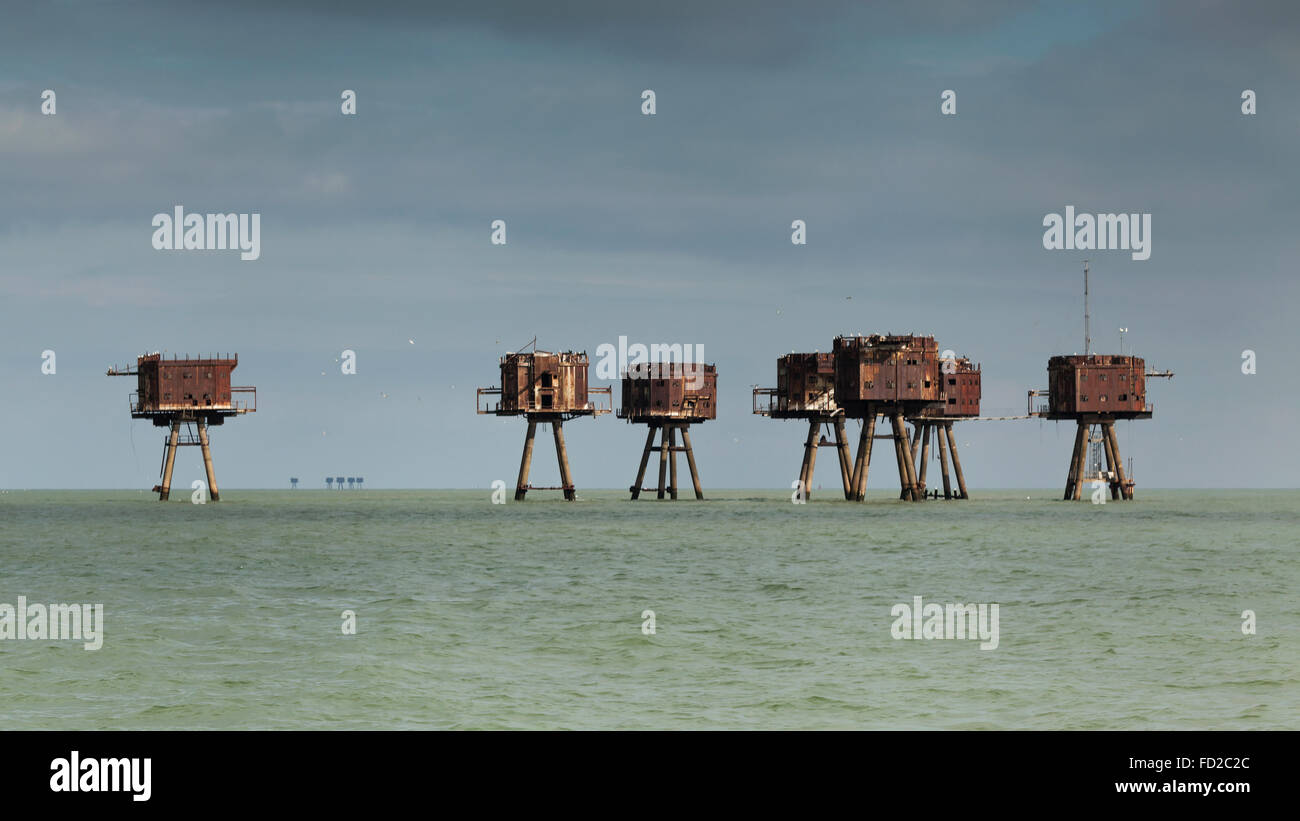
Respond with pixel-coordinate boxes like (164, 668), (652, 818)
(1083, 259), (1091, 356)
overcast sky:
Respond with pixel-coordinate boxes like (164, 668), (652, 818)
(1, 0), (1296, 490)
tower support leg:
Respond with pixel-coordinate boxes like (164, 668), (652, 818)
(1101, 423), (1120, 500)
(890, 417), (906, 499)
(833, 417), (852, 499)
(1071, 421), (1089, 501)
(159, 420), (181, 501)
(946, 423), (968, 500)
(890, 414), (912, 500)
(198, 418), (220, 502)
(1078, 423), (1093, 501)
(1105, 422), (1132, 500)
(802, 418), (820, 501)
(936, 421), (952, 499)
(680, 425), (704, 500)
(552, 420), (576, 501)
(668, 425), (679, 500)
(917, 423), (931, 497)
(657, 424), (669, 499)
(899, 423), (913, 500)
(515, 420), (538, 500)
(849, 420), (867, 500)
(851, 413), (875, 501)
(894, 414), (920, 501)
(630, 425), (656, 499)
(905, 419), (923, 501)
(1063, 422), (1085, 501)
(797, 421), (813, 500)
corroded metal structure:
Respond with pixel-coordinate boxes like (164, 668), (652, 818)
(478, 348), (611, 500)
(107, 353), (256, 501)
(909, 355), (981, 500)
(832, 334), (940, 502)
(752, 353), (853, 500)
(619, 362), (716, 500)
(1029, 354), (1172, 501)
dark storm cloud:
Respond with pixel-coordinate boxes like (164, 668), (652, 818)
(0, 0), (1296, 488)
(212, 0), (1039, 65)
(1156, 0), (1300, 44)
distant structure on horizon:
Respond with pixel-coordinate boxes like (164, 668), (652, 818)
(1028, 262), (1173, 501)
(908, 353), (980, 500)
(753, 353), (849, 500)
(755, 336), (978, 502)
(1029, 353), (1171, 500)
(478, 343), (612, 500)
(290, 477), (298, 489)
(620, 362), (717, 500)
(107, 353), (256, 501)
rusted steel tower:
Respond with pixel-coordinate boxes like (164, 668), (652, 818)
(1028, 262), (1174, 501)
(477, 348), (611, 501)
(1029, 354), (1171, 500)
(107, 353), (256, 501)
(907, 355), (981, 499)
(620, 362), (717, 500)
(753, 353), (853, 500)
(833, 334), (941, 502)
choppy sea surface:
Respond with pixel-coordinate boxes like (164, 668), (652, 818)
(0, 489), (1295, 730)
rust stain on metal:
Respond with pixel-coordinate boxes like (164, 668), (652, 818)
(618, 361), (716, 500)
(919, 357), (982, 418)
(617, 362), (717, 423)
(476, 349), (611, 419)
(1026, 353), (1176, 501)
(755, 336), (978, 503)
(106, 353), (255, 502)
(109, 352), (255, 423)
(476, 345), (609, 501)
(832, 334), (941, 413)
(1025, 355), (1150, 419)
(753, 352), (838, 418)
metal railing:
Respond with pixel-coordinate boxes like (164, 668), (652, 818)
(752, 387), (838, 416)
(587, 386), (613, 415)
(476, 387), (502, 414)
(1027, 389), (1049, 416)
(232, 386), (256, 412)
(128, 386), (256, 414)
(477, 386), (612, 416)
(752, 387), (779, 416)
(617, 391), (714, 420)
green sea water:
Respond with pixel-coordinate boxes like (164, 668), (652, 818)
(0, 489), (1296, 730)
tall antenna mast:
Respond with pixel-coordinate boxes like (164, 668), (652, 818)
(1083, 259), (1091, 356)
